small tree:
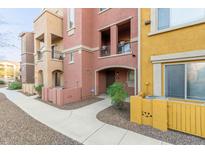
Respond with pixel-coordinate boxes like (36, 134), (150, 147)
(34, 84), (43, 97)
(107, 82), (128, 109)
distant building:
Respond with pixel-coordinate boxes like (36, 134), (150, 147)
(19, 32), (35, 83)
(0, 60), (20, 83)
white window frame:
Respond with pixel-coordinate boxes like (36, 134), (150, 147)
(150, 8), (205, 35)
(99, 8), (109, 14)
(69, 52), (74, 64)
(164, 62), (205, 101)
(67, 8), (75, 30)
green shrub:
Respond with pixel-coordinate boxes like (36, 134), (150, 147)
(107, 82), (128, 109)
(8, 81), (22, 90)
(0, 80), (5, 84)
(34, 84), (43, 97)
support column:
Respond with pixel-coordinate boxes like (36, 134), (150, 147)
(110, 25), (118, 55)
(153, 63), (162, 96)
(44, 32), (52, 87)
(34, 39), (40, 85)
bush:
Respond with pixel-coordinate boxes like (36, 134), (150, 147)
(34, 84), (43, 97)
(107, 82), (128, 109)
(0, 80), (5, 84)
(8, 81), (22, 90)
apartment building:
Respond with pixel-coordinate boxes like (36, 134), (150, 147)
(20, 32), (35, 83)
(33, 8), (138, 105)
(134, 8), (205, 137)
(0, 60), (20, 82)
(34, 8), (64, 88)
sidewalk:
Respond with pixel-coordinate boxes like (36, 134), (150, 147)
(0, 88), (170, 145)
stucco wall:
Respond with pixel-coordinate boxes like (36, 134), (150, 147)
(63, 8), (138, 98)
(140, 8), (205, 96)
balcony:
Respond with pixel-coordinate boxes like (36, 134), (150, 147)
(51, 50), (64, 60)
(37, 51), (43, 61)
(34, 10), (63, 39)
(117, 41), (131, 54)
(100, 45), (110, 57)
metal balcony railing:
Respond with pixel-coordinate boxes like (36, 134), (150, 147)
(117, 41), (131, 54)
(51, 51), (64, 60)
(100, 45), (110, 57)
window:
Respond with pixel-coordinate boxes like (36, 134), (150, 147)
(127, 70), (134, 87)
(99, 8), (107, 12)
(157, 8), (205, 30)
(51, 45), (55, 59)
(165, 64), (185, 98)
(54, 72), (61, 87)
(128, 70), (134, 81)
(187, 63), (205, 100)
(67, 8), (75, 29)
(69, 52), (74, 63)
(165, 62), (205, 100)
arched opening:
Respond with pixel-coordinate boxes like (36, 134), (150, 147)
(38, 70), (43, 85)
(52, 70), (63, 87)
(95, 66), (136, 96)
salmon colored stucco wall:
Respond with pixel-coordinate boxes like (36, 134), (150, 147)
(63, 8), (138, 99)
(140, 8), (205, 96)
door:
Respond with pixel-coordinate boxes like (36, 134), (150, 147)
(55, 72), (61, 87)
(106, 70), (115, 88)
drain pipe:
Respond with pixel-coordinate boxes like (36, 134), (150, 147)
(137, 8), (141, 94)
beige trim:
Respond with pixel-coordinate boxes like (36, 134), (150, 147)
(98, 8), (110, 14)
(98, 52), (132, 59)
(153, 63), (162, 96)
(67, 27), (75, 36)
(63, 45), (99, 53)
(33, 10), (63, 23)
(150, 8), (158, 33)
(21, 52), (34, 56)
(151, 50), (205, 63)
(98, 16), (133, 31)
(21, 63), (35, 66)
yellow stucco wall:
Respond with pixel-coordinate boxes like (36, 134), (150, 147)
(140, 8), (205, 96)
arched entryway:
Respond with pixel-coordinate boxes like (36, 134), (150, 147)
(52, 70), (63, 87)
(95, 66), (137, 96)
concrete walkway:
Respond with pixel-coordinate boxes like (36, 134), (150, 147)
(0, 88), (170, 145)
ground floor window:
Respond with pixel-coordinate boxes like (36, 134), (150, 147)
(165, 62), (205, 100)
(127, 70), (134, 87)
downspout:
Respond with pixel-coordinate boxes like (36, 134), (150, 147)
(137, 8), (141, 94)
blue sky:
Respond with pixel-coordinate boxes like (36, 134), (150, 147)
(0, 8), (41, 62)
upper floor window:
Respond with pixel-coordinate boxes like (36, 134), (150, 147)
(157, 8), (205, 30)
(69, 52), (74, 64)
(67, 8), (75, 30)
(99, 8), (108, 12)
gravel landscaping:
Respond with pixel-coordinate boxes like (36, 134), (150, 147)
(97, 103), (205, 145)
(36, 97), (103, 110)
(0, 93), (81, 145)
